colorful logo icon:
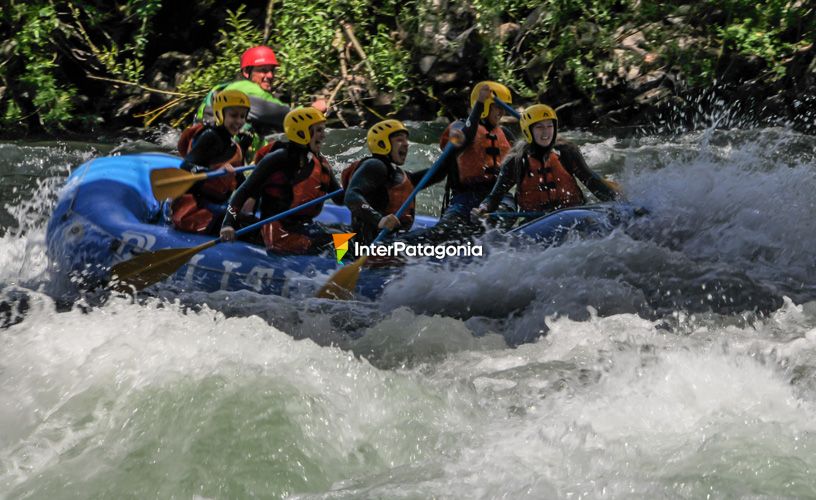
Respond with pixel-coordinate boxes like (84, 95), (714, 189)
(331, 233), (356, 264)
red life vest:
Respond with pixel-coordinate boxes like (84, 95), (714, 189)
(176, 123), (205, 157)
(279, 154), (334, 220)
(440, 123), (511, 186)
(253, 140), (284, 164)
(261, 153), (333, 254)
(517, 151), (585, 212)
(341, 159), (415, 228)
(339, 159), (362, 190)
(171, 194), (216, 234)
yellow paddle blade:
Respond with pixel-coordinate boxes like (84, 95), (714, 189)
(109, 239), (219, 292)
(149, 168), (207, 201)
(315, 256), (368, 300)
(603, 178), (623, 194)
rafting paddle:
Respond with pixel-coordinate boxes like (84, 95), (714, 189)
(493, 96), (521, 119)
(315, 143), (456, 300)
(111, 188), (344, 291)
(150, 165), (255, 201)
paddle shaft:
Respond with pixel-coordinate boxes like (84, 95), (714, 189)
(233, 188), (344, 238)
(372, 143), (455, 244)
(152, 165), (255, 186)
(189, 164), (254, 181)
(211, 164), (254, 177)
(493, 96), (521, 120)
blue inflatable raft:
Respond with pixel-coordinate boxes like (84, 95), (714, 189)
(46, 153), (641, 298)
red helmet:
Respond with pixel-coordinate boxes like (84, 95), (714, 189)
(240, 46), (279, 70)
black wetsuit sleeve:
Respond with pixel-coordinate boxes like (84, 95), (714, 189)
(482, 154), (521, 211)
(324, 168), (345, 205)
(344, 159), (389, 228)
(248, 96), (290, 132)
(222, 150), (286, 229)
(461, 103), (484, 145)
(180, 128), (231, 171)
(558, 142), (618, 201)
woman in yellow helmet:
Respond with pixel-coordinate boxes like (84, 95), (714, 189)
(170, 89), (251, 235)
(472, 104), (620, 221)
(219, 107), (345, 254)
(342, 119), (447, 245)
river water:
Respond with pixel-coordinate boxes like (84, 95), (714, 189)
(1, 118), (816, 498)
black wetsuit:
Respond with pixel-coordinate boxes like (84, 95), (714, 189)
(344, 154), (446, 245)
(181, 125), (237, 174)
(223, 142), (343, 225)
(221, 142), (344, 252)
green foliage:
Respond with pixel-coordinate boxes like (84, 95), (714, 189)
(470, 0), (535, 96)
(269, 0), (421, 105)
(1, 0), (814, 132)
(717, 9), (806, 79)
(468, 0), (814, 98)
(69, 0), (161, 82)
(1, 0), (163, 129)
(662, 42), (717, 87)
(177, 1), (417, 109)
(271, 3), (338, 103)
(366, 24), (412, 105)
(470, 0), (631, 97)
(5, 3), (77, 126)
(176, 6), (262, 94)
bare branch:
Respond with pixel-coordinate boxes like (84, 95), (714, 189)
(263, 0), (276, 45)
(86, 74), (201, 97)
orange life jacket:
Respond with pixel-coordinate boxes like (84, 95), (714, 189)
(440, 123), (511, 187)
(517, 151), (585, 212)
(341, 159), (415, 228)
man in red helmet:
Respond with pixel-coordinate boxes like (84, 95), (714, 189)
(240, 45), (279, 93)
(194, 46), (328, 155)
(195, 46), (291, 136)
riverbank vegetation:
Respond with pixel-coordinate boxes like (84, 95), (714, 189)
(1, 0), (813, 137)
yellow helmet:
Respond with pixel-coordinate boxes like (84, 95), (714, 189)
(520, 104), (558, 144)
(213, 90), (250, 126)
(470, 81), (512, 120)
(284, 107), (326, 145)
(367, 119), (409, 155)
